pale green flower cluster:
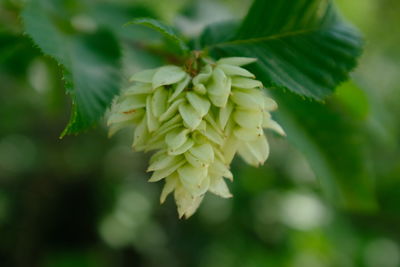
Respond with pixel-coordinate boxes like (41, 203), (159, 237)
(108, 57), (285, 218)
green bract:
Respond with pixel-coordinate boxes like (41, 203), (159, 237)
(108, 57), (285, 218)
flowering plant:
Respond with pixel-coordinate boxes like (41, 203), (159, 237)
(22, 0), (375, 217)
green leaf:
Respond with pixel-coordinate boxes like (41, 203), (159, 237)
(125, 17), (189, 54)
(22, 0), (121, 136)
(272, 89), (376, 211)
(197, 21), (239, 50)
(201, 0), (363, 100)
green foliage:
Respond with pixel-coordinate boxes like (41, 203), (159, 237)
(22, 0), (121, 136)
(334, 81), (369, 120)
(125, 18), (189, 54)
(21, 0), (364, 135)
(195, 0), (373, 210)
(272, 89), (376, 210)
(200, 0), (363, 100)
(19, 0), (374, 210)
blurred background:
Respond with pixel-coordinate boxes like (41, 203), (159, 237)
(1, 0), (400, 266)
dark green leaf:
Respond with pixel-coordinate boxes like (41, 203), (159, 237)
(125, 17), (189, 54)
(271, 88), (376, 211)
(22, 0), (121, 136)
(201, 0), (363, 99)
(197, 21), (239, 50)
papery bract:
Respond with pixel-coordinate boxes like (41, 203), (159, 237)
(108, 57), (285, 218)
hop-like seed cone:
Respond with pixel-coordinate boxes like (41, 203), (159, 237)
(108, 57), (285, 218)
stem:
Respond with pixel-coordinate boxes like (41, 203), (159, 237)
(184, 50), (204, 77)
